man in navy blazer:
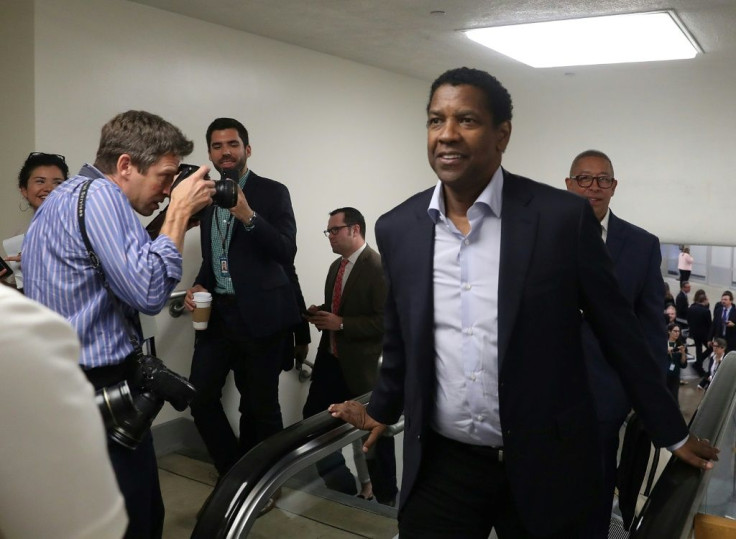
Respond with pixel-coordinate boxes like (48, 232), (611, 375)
(185, 118), (302, 478)
(565, 149), (666, 538)
(330, 68), (717, 538)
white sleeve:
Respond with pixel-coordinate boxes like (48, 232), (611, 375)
(0, 287), (127, 539)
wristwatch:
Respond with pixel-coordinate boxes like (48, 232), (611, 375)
(244, 211), (257, 230)
(339, 322), (344, 331)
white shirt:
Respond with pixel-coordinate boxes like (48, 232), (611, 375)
(0, 286), (127, 538)
(429, 166), (504, 447)
(340, 241), (368, 293)
(600, 208), (611, 242)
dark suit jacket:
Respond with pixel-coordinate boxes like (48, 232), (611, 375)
(194, 171), (301, 338)
(317, 245), (386, 395)
(581, 211), (666, 424)
(710, 304), (736, 350)
(367, 170), (688, 535)
(676, 291), (689, 321)
(687, 303), (712, 342)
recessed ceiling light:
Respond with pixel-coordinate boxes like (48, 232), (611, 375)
(465, 11), (701, 68)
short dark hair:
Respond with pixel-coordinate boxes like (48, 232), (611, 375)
(667, 322), (680, 333)
(206, 118), (249, 148)
(569, 149), (615, 177)
(330, 207), (366, 239)
(18, 153), (69, 189)
(680, 281), (690, 290)
(427, 67), (513, 126)
(694, 289), (707, 303)
(723, 291), (733, 301)
(714, 337), (727, 349)
(94, 110), (193, 175)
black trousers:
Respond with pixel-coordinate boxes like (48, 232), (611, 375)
(303, 348), (398, 504)
(679, 269), (691, 283)
(580, 419), (622, 539)
(399, 430), (580, 539)
(189, 299), (286, 476)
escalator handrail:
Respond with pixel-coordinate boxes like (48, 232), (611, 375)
(191, 392), (403, 538)
(631, 352), (736, 538)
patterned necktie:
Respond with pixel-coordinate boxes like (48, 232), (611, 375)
(330, 259), (349, 356)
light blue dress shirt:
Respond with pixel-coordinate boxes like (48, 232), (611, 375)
(428, 166), (504, 447)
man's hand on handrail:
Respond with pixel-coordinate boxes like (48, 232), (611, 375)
(672, 434), (719, 470)
(329, 400), (386, 452)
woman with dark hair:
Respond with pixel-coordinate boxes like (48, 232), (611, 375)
(2, 152), (69, 289)
(666, 323), (688, 403)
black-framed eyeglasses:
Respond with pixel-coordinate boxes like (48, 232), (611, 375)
(28, 152), (66, 162)
(323, 225), (351, 237)
(569, 175), (615, 189)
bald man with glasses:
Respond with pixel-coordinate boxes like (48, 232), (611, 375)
(565, 149), (668, 538)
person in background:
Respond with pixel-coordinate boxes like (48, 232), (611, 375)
(710, 291), (736, 352)
(304, 206), (397, 506)
(687, 289), (712, 377)
(678, 247), (693, 284)
(185, 118), (303, 515)
(663, 282), (675, 309)
(564, 149), (666, 539)
(2, 152), (69, 290)
(698, 337), (726, 391)
(676, 281), (690, 322)
(666, 323), (688, 402)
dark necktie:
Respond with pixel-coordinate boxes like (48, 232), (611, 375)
(723, 307), (729, 336)
(330, 259), (348, 356)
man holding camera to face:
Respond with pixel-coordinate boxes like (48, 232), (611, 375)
(184, 118), (303, 489)
(23, 110), (215, 538)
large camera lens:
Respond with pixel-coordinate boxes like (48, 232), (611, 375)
(96, 381), (164, 450)
(212, 169), (238, 209)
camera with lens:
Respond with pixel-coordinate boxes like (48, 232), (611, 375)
(95, 353), (197, 449)
(174, 163), (239, 220)
(145, 164), (239, 239)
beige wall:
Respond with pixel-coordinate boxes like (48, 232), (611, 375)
(0, 0), (35, 240)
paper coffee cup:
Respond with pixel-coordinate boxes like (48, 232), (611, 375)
(192, 291), (212, 330)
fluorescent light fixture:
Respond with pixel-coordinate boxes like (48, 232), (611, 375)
(465, 11), (700, 68)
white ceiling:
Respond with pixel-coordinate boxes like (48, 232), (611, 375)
(128, 0), (736, 82)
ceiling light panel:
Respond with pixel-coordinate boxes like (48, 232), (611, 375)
(465, 11), (700, 68)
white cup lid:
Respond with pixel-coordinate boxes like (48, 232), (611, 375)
(193, 291), (212, 302)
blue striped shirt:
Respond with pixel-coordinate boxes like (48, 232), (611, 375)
(23, 165), (183, 368)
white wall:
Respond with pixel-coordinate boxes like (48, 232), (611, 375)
(501, 61), (736, 245)
(27, 0), (429, 426)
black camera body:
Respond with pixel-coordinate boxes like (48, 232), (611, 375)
(174, 163), (239, 220)
(95, 353), (197, 449)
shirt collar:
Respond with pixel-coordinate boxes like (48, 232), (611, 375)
(345, 242), (367, 265)
(600, 208), (611, 236)
(427, 166), (504, 223)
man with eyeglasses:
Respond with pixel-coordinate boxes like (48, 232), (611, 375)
(184, 118), (307, 510)
(565, 149), (669, 538)
(329, 68), (717, 539)
(303, 207), (398, 505)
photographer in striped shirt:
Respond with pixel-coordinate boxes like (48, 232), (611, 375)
(23, 110), (216, 538)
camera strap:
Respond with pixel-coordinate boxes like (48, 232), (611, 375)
(77, 179), (143, 353)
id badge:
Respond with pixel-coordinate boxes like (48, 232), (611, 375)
(219, 255), (230, 277)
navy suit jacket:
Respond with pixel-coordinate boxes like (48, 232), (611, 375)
(581, 211), (666, 424)
(367, 170), (687, 535)
(194, 171), (301, 339)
